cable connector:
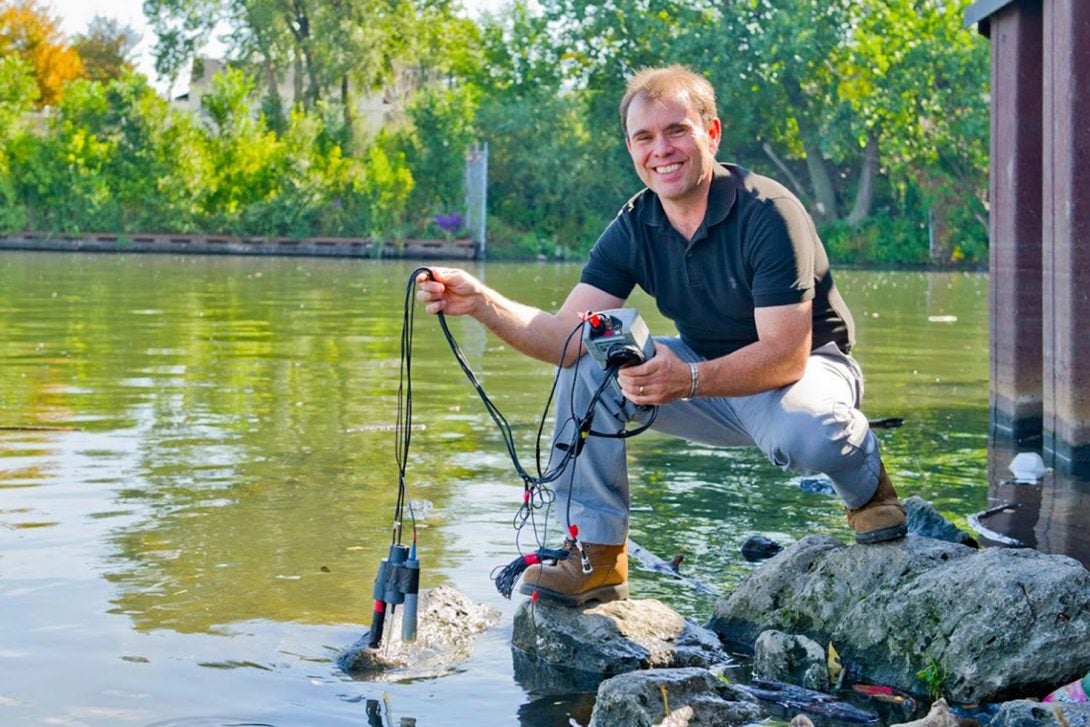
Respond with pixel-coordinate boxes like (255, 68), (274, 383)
(567, 525), (593, 575)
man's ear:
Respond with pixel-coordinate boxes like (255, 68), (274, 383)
(707, 117), (722, 151)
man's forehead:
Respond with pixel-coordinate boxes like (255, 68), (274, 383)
(626, 92), (701, 130)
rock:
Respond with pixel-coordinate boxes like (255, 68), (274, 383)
(905, 496), (978, 546)
(890, 698), (961, 727)
(588, 667), (762, 727)
(989, 700), (1090, 727)
(708, 535), (1090, 703)
(511, 598), (730, 690)
(798, 474), (837, 495)
(337, 585), (500, 678)
(741, 535), (784, 562)
(753, 630), (830, 692)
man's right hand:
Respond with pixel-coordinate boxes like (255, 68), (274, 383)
(416, 267), (482, 317)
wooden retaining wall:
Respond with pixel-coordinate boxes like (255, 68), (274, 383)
(0, 232), (478, 261)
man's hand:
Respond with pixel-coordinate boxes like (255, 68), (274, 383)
(416, 267), (482, 317)
(616, 342), (693, 405)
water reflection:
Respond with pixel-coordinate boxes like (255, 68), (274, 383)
(981, 439), (1090, 568)
(0, 254), (1075, 726)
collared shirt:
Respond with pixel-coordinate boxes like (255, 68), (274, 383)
(580, 163), (855, 360)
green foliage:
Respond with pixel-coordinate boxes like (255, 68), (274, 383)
(821, 216), (929, 266)
(917, 659), (948, 701)
(402, 83), (479, 223)
(0, 54), (37, 230)
(0, 0), (988, 264)
(357, 131), (414, 242)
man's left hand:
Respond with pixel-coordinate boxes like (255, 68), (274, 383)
(616, 343), (692, 405)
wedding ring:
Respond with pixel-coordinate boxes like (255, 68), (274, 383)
(639, 385), (645, 395)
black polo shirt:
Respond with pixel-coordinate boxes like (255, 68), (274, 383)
(580, 163), (855, 360)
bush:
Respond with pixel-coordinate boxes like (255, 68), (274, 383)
(821, 216), (930, 265)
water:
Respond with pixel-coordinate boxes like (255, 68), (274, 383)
(0, 252), (1022, 725)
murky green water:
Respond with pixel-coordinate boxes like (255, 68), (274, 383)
(0, 252), (991, 726)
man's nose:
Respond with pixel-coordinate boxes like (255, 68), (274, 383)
(651, 134), (672, 155)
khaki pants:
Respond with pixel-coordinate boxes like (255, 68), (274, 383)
(547, 338), (882, 545)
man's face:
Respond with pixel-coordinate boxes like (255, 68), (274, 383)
(624, 90), (721, 207)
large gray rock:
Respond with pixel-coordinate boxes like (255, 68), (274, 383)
(708, 535), (1090, 703)
(512, 598), (729, 682)
(588, 667), (762, 727)
(337, 585), (500, 678)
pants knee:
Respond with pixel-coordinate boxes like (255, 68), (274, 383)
(767, 404), (870, 475)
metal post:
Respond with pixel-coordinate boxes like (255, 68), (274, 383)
(465, 142), (488, 259)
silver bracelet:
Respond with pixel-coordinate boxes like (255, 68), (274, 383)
(681, 362), (699, 401)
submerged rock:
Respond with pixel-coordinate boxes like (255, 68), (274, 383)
(741, 534), (785, 562)
(904, 496), (978, 546)
(708, 535), (1090, 703)
(337, 585), (500, 679)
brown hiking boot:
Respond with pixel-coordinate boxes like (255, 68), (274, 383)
(846, 463), (907, 544)
(518, 541), (629, 606)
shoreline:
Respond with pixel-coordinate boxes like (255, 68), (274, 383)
(0, 232), (478, 261)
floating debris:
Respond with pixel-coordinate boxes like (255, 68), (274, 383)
(967, 502), (1025, 547)
(1009, 452), (1047, 482)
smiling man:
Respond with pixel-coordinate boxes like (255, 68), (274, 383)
(417, 65), (906, 607)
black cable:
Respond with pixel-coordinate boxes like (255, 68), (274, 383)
(434, 306), (602, 488)
(391, 266), (436, 546)
(401, 268), (659, 585)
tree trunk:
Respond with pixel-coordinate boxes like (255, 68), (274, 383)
(341, 74), (354, 153)
(847, 130), (879, 227)
(783, 76), (838, 221)
(802, 135), (838, 221)
(762, 142), (813, 208)
(292, 53), (304, 107)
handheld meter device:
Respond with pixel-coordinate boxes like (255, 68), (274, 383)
(581, 309), (655, 368)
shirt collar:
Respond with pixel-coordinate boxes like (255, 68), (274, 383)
(638, 162), (738, 232)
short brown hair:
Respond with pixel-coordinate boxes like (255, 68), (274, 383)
(619, 65), (718, 136)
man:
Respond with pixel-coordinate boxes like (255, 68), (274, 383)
(416, 65), (906, 607)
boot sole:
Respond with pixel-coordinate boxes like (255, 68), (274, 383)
(517, 581), (629, 607)
(855, 523), (908, 544)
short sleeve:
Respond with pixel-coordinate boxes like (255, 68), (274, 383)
(746, 195), (817, 308)
(580, 212), (638, 300)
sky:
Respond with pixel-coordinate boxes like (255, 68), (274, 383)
(50, 0), (215, 95)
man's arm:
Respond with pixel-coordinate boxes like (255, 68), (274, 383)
(618, 300), (813, 403)
(417, 267), (624, 366)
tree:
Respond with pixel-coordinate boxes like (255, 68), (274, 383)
(14, 72), (210, 233)
(834, 0), (989, 253)
(0, 0), (83, 106)
(0, 54), (38, 229)
(72, 15), (142, 83)
(144, 0), (477, 148)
